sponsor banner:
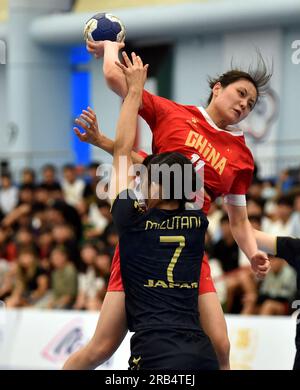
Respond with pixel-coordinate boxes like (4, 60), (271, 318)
(226, 315), (296, 370)
(7, 309), (131, 370)
(2, 309), (297, 370)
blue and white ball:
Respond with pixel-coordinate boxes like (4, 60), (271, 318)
(84, 13), (126, 42)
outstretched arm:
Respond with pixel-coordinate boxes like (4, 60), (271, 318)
(86, 40), (128, 98)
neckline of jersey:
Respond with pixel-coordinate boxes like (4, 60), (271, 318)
(197, 106), (244, 137)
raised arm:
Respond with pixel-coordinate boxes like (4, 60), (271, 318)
(86, 40), (128, 98)
(109, 52), (148, 202)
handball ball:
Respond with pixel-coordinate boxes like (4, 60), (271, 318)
(84, 13), (126, 42)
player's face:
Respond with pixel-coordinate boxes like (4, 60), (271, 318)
(213, 79), (257, 125)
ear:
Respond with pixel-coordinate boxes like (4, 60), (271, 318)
(212, 82), (222, 97)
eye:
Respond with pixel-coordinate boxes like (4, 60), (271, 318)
(238, 89), (245, 97)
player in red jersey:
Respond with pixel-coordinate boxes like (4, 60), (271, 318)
(64, 43), (271, 370)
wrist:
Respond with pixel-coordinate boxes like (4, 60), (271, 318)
(128, 87), (143, 96)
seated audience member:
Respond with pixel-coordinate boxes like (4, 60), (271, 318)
(48, 246), (78, 309)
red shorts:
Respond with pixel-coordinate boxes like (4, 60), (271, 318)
(107, 244), (216, 295)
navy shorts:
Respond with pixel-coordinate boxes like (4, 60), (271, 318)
(128, 329), (219, 370)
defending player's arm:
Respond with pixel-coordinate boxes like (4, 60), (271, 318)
(253, 229), (277, 255)
(109, 52), (148, 203)
(74, 106), (144, 164)
(226, 203), (270, 278)
(254, 230), (300, 270)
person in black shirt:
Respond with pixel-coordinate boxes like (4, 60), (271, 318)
(255, 230), (300, 370)
(64, 52), (218, 370)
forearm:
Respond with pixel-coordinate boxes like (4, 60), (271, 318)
(253, 229), (276, 255)
(63, 342), (100, 370)
(114, 89), (142, 156)
(230, 219), (258, 260)
(103, 41), (128, 98)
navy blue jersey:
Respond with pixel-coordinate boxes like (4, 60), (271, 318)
(111, 189), (208, 333)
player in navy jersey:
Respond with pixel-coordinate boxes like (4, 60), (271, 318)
(64, 51), (218, 370)
(254, 230), (300, 370)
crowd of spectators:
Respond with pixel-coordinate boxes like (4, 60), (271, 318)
(0, 162), (299, 315)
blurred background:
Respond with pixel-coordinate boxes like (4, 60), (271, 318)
(0, 0), (300, 369)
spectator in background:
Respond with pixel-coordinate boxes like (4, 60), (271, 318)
(15, 227), (37, 254)
(40, 164), (61, 192)
(264, 195), (294, 236)
(0, 172), (19, 215)
(103, 223), (119, 258)
(87, 199), (111, 240)
(20, 168), (36, 187)
(52, 223), (81, 269)
(61, 164), (85, 207)
(73, 243), (105, 311)
(255, 257), (297, 315)
(211, 215), (257, 314)
(5, 248), (49, 308)
(0, 227), (17, 261)
(48, 245), (78, 309)
(48, 200), (82, 241)
(277, 169), (295, 195)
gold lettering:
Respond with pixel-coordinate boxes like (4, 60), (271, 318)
(214, 157), (227, 175)
(185, 130), (198, 147)
(195, 135), (208, 154)
(160, 220), (167, 230)
(180, 283), (192, 289)
(166, 218), (175, 230)
(190, 216), (200, 228)
(206, 148), (220, 167)
(181, 216), (190, 229)
(144, 279), (154, 287)
(177, 216), (183, 229)
(203, 143), (212, 158)
(145, 221), (158, 230)
(154, 280), (168, 288)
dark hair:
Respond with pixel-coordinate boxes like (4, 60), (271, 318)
(42, 164), (56, 173)
(277, 195), (294, 208)
(207, 53), (272, 106)
(248, 214), (262, 226)
(63, 163), (75, 171)
(146, 152), (197, 208)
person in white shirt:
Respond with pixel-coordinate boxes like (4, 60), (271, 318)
(0, 173), (18, 215)
(61, 164), (85, 207)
